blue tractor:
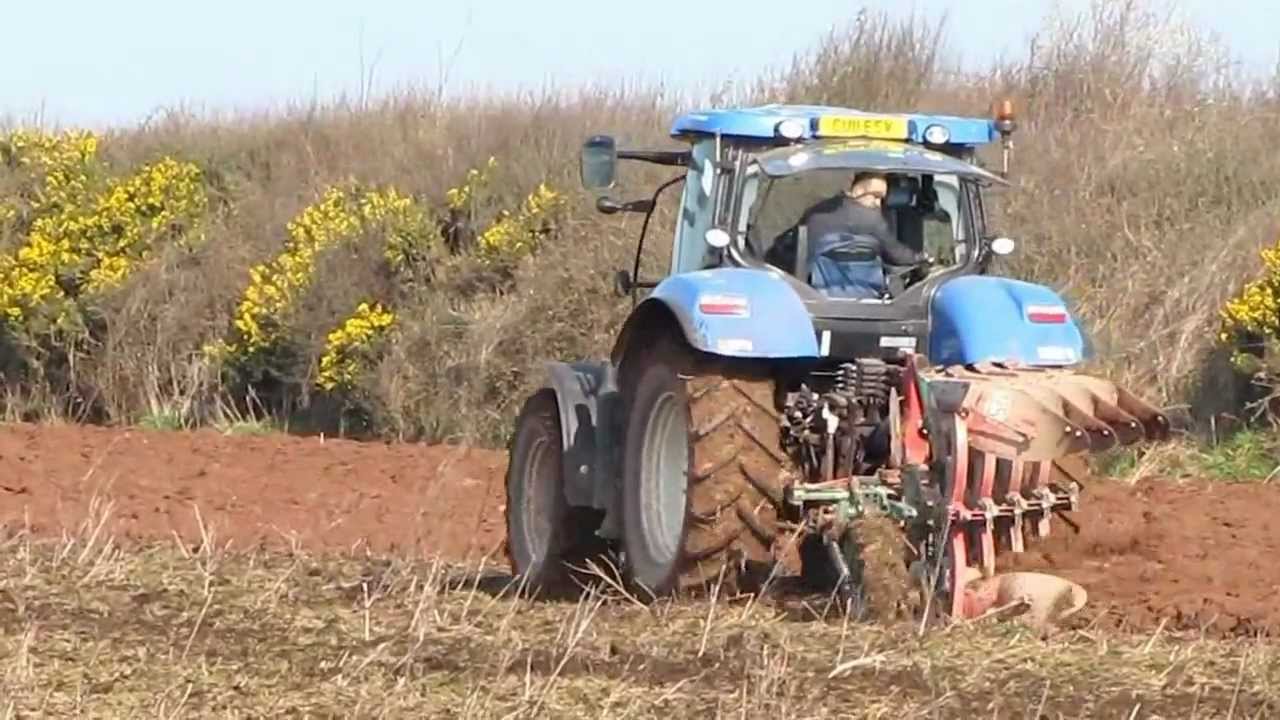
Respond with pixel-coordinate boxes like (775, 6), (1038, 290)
(504, 103), (1170, 620)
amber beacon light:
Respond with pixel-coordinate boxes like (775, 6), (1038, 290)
(993, 98), (1016, 175)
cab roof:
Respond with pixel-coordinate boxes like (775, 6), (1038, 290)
(670, 104), (999, 147)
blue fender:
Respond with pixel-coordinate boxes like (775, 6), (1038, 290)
(640, 267), (821, 358)
(928, 275), (1087, 367)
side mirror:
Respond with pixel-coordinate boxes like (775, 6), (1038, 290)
(989, 236), (1016, 256)
(581, 135), (617, 191)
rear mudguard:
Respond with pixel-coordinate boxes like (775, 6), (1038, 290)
(537, 270), (820, 542)
(928, 275), (1088, 367)
(621, 267), (822, 360)
(537, 360), (624, 539)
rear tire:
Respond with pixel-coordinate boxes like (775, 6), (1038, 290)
(619, 347), (787, 598)
(504, 389), (606, 595)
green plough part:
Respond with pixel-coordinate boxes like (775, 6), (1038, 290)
(787, 482), (918, 523)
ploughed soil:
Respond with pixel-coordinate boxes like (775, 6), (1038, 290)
(1006, 476), (1280, 638)
(2, 420), (1280, 637)
(0, 422), (508, 562)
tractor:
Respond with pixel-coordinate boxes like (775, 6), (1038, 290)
(503, 102), (1170, 622)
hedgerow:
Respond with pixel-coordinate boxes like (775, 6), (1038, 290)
(0, 135), (567, 431)
(1, 2), (1278, 444)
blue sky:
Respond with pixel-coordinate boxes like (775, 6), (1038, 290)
(3, 0), (1275, 129)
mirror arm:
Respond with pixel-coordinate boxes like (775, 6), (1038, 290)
(617, 149), (692, 167)
(596, 197), (654, 215)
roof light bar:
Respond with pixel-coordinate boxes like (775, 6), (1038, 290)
(923, 123), (951, 144)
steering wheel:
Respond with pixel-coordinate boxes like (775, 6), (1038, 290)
(883, 255), (936, 295)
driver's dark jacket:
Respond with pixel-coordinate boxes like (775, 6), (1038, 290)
(799, 194), (925, 266)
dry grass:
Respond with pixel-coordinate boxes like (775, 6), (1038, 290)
(2, 0), (1279, 445)
(2, 501), (1278, 719)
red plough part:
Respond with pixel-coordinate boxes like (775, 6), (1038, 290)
(898, 358), (1171, 625)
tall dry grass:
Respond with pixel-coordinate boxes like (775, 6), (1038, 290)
(1, 0), (1277, 444)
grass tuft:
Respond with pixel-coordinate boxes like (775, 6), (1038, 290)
(1100, 429), (1280, 483)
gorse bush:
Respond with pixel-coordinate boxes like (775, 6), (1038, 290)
(204, 184), (437, 375)
(474, 182), (565, 265)
(0, 0), (1277, 443)
(201, 160), (565, 418)
(1220, 240), (1280, 354)
(0, 135), (569, 431)
(1219, 236), (1280, 421)
(316, 301), (397, 393)
(0, 129), (212, 422)
(0, 131), (207, 330)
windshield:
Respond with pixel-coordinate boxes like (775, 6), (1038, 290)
(735, 139), (999, 297)
(742, 166), (971, 276)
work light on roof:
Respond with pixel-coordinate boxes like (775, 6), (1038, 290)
(775, 119), (806, 141)
(923, 124), (951, 145)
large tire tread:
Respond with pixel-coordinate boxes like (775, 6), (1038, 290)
(675, 374), (789, 595)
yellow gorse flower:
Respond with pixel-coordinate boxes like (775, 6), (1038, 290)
(0, 129), (207, 327)
(316, 301), (396, 391)
(1220, 237), (1280, 367)
(475, 182), (564, 263)
(444, 156), (497, 214)
(201, 158), (559, 398)
(210, 184), (433, 364)
(0, 129), (100, 212)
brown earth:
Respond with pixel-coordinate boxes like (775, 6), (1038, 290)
(1006, 476), (1280, 638)
(0, 422), (509, 562)
(3, 421), (1280, 638)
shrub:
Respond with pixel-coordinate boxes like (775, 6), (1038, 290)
(1219, 237), (1280, 421)
(204, 183), (437, 379)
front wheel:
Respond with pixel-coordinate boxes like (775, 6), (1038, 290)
(504, 389), (606, 595)
(619, 349), (786, 598)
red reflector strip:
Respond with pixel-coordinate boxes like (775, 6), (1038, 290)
(698, 294), (749, 316)
(1026, 304), (1068, 323)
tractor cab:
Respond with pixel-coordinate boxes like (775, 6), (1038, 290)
(582, 103), (1021, 361)
(582, 104), (1017, 284)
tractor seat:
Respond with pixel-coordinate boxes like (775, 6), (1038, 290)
(807, 231), (887, 299)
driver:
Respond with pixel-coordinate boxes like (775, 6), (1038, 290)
(800, 171), (931, 268)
